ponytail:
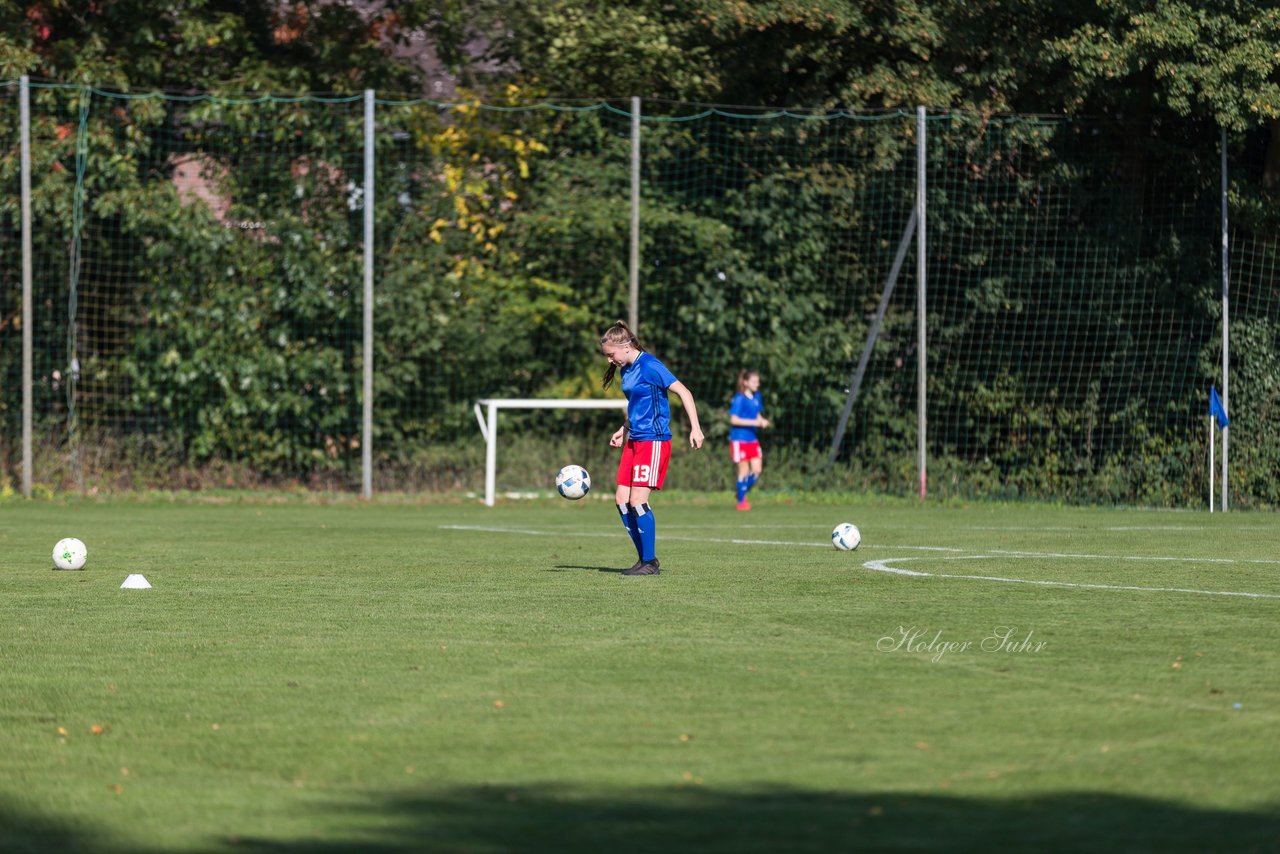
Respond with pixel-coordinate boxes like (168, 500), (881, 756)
(600, 320), (643, 389)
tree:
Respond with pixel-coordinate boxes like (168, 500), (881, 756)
(0, 1), (466, 95)
(472, 0), (721, 101)
(1048, 1), (1280, 185)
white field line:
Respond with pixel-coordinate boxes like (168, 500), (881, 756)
(668, 523), (1261, 532)
(440, 524), (1280, 600)
(863, 557), (1280, 599)
(966, 525), (1248, 532)
(982, 548), (1279, 565)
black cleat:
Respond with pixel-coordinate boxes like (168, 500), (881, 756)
(622, 559), (660, 576)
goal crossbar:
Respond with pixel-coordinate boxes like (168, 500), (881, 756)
(474, 398), (627, 506)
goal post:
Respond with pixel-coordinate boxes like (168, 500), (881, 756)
(474, 398), (628, 506)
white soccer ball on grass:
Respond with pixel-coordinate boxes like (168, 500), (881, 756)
(831, 523), (861, 551)
(555, 465), (591, 500)
(53, 537), (88, 570)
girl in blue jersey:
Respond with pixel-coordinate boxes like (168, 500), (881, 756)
(729, 369), (769, 510)
(600, 320), (704, 576)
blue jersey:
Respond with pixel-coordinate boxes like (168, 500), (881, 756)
(621, 352), (679, 441)
(728, 391), (763, 441)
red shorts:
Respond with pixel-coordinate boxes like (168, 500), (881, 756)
(616, 440), (671, 490)
(731, 440), (761, 463)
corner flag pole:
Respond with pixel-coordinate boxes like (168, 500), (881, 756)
(1208, 413), (1214, 513)
(1209, 387), (1229, 511)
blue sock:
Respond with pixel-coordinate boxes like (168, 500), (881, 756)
(632, 502), (656, 561)
(745, 473), (758, 494)
(619, 503), (643, 559)
(736, 477), (749, 503)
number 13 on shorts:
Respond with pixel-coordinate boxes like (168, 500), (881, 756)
(617, 440), (671, 490)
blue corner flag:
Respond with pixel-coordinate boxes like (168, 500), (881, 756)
(1210, 386), (1229, 430)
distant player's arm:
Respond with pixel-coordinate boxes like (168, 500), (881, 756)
(730, 414), (770, 428)
(669, 381), (704, 449)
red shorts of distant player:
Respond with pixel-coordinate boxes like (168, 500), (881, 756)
(730, 440), (761, 463)
(616, 439), (671, 490)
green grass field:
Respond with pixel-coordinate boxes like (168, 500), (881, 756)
(2, 493), (1279, 852)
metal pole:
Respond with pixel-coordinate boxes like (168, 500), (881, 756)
(485, 402), (498, 507)
(68, 86), (91, 490)
(916, 106), (928, 500)
(629, 97), (641, 334)
(1221, 126), (1229, 511)
(20, 76), (33, 498)
(362, 89), (375, 498)
(828, 210), (917, 464)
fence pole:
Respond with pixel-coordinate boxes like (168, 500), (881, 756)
(68, 86), (89, 490)
(916, 106), (928, 500)
(629, 97), (641, 335)
(362, 89), (375, 498)
(20, 75), (33, 498)
(1220, 126), (1229, 511)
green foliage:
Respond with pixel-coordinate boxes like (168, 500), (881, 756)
(1210, 314), (1280, 509)
(1048, 2), (1280, 130)
(92, 92), (600, 477)
(6, 3), (1280, 504)
(495, 0), (720, 100)
(0, 0), (433, 94)
(123, 198), (361, 473)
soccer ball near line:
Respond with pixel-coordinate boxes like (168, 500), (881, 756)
(53, 537), (88, 570)
(831, 523), (861, 551)
(556, 465), (591, 500)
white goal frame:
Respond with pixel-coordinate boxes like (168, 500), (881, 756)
(474, 398), (628, 506)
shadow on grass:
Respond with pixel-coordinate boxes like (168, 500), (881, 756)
(0, 799), (121, 854)
(6, 785), (1279, 853)
(550, 564), (628, 573)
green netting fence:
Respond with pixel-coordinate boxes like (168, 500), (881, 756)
(2, 81), (1277, 506)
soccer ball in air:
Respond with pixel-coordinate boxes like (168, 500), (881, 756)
(53, 537), (88, 570)
(556, 465), (591, 500)
(831, 523), (861, 551)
